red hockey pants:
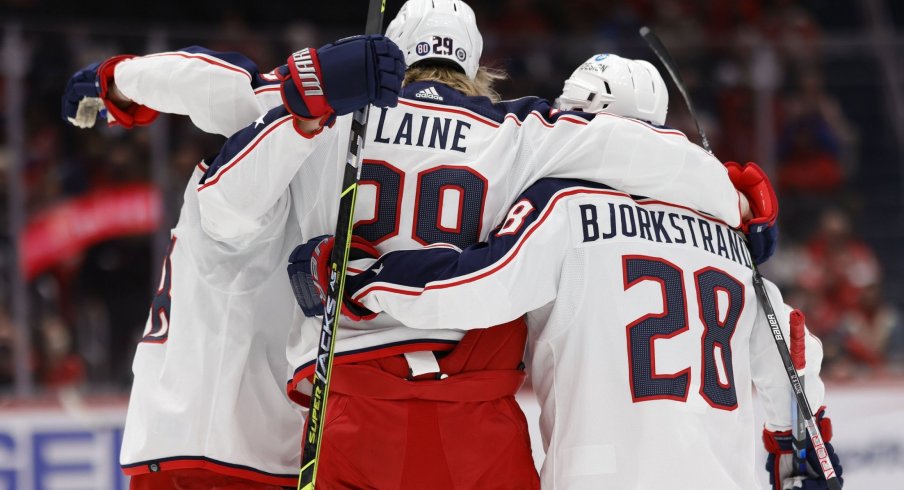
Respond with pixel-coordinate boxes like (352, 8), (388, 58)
(129, 468), (290, 489)
(307, 319), (539, 489)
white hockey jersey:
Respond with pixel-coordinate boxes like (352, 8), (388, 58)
(113, 46), (283, 136)
(111, 48), (303, 485)
(110, 45), (764, 484)
(343, 179), (826, 489)
(193, 81), (749, 398)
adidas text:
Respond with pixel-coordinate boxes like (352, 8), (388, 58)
(415, 87), (444, 101)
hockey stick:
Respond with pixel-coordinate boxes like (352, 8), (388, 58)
(639, 26), (842, 490)
(298, 1), (386, 489)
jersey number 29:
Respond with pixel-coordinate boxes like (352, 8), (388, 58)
(355, 159), (487, 248)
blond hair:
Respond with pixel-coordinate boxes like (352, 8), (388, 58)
(404, 64), (508, 102)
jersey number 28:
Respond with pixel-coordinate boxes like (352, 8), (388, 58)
(623, 255), (744, 411)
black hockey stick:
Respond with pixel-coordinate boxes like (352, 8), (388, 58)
(639, 26), (842, 490)
(298, 1), (386, 488)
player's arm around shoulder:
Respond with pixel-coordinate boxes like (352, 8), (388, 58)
(194, 105), (331, 246)
(195, 35), (405, 245)
(113, 46), (283, 136)
(61, 46), (280, 135)
(522, 113), (745, 228)
(288, 179), (578, 329)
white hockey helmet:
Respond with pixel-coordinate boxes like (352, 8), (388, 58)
(555, 53), (669, 125)
(386, 0), (483, 79)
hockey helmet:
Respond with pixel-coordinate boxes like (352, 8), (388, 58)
(386, 0), (483, 79)
(555, 53), (668, 125)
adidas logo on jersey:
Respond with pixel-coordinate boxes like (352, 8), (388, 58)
(415, 86), (444, 101)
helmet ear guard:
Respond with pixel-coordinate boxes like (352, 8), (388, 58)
(386, 0), (483, 79)
(556, 53), (669, 125)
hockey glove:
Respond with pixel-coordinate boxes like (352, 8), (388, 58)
(764, 408), (843, 490)
(62, 55), (159, 129)
(277, 35), (405, 130)
(61, 61), (106, 128)
(725, 161), (778, 265)
(287, 235), (379, 321)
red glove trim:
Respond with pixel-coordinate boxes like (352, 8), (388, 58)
(763, 406), (833, 455)
(286, 48), (332, 118)
(291, 117), (326, 139)
(97, 55), (160, 129)
(772, 456), (783, 490)
(348, 235), (380, 258)
(725, 161), (778, 232)
(311, 236), (380, 321)
(815, 406), (832, 443)
(763, 428), (793, 454)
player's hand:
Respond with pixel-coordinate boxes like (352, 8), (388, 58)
(764, 408), (843, 490)
(276, 35), (405, 129)
(61, 55), (159, 129)
(725, 161), (778, 265)
(287, 235), (379, 321)
(61, 62), (106, 128)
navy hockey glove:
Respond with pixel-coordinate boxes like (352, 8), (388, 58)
(764, 408), (843, 490)
(726, 161), (778, 265)
(277, 35), (405, 130)
(62, 62), (105, 128)
(287, 235), (379, 321)
(62, 55), (159, 129)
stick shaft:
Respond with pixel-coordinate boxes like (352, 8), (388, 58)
(299, 2), (386, 488)
(639, 26), (711, 153)
(640, 25), (841, 490)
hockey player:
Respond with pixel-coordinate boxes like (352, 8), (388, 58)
(64, 2), (766, 487)
(287, 51), (797, 489)
(296, 173), (843, 489)
(193, 1), (777, 487)
(554, 52), (779, 264)
(62, 36), (405, 489)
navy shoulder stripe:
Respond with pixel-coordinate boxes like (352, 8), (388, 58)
(177, 46), (279, 90)
(516, 178), (615, 212)
(346, 178), (613, 295)
(401, 81), (594, 125)
(198, 105), (291, 186)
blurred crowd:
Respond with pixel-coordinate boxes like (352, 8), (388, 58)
(0, 0), (902, 392)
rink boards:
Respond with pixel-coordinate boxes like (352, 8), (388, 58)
(0, 381), (901, 489)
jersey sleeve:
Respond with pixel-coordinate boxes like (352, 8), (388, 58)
(346, 179), (576, 330)
(195, 106), (341, 244)
(512, 112), (743, 228)
(749, 279), (826, 431)
(113, 46), (282, 136)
